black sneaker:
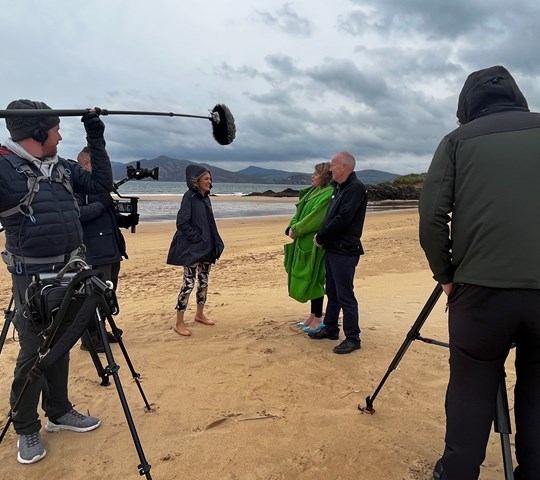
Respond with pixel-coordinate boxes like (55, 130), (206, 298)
(433, 459), (445, 480)
(80, 339), (105, 353)
(333, 339), (361, 354)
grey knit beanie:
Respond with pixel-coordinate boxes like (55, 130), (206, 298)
(5, 99), (60, 141)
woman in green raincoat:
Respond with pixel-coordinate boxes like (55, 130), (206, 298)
(284, 162), (333, 333)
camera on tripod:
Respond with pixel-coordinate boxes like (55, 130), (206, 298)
(113, 161), (159, 233)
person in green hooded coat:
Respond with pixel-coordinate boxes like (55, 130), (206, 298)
(284, 162), (333, 333)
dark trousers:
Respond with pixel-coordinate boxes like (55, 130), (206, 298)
(10, 274), (72, 434)
(85, 261), (120, 341)
(310, 296), (324, 317)
(322, 252), (360, 341)
(441, 284), (540, 480)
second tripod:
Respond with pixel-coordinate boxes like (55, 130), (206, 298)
(358, 284), (515, 480)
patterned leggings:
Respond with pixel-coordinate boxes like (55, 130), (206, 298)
(175, 262), (212, 311)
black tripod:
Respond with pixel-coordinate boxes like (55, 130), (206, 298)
(0, 265), (153, 479)
(358, 284), (515, 480)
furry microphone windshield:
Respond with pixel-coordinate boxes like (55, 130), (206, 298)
(210, 104), (236, 146)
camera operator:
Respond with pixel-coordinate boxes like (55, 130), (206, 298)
(420, 66), (540, 479)
(0, 100), (112, 464)
(75, 146), (138, 353)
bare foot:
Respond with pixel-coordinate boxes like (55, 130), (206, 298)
(305, 316), (323, 329)
(173, 325), (191, 336)
(195, 315), (215, 326)
(301, 314), (315, 327)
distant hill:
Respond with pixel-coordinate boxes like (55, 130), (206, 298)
(112, 156), (260, 184)
(237, 166), (312, 185)
(239, 165), (399, 185)
(112, 157), (399, 185)
(357, 169), (399, 185)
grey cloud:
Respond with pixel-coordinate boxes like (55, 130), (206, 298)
(307, 59), (388, 104)
(347, 0), (507, 39)
(253, 3), (314, 38)
(265, 54), (301, 77)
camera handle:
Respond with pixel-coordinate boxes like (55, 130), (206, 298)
(113, 186), (139, 233)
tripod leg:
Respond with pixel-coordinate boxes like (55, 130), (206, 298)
(95, 308), (152, 479)
(106, 314), (152, 412)
(359, 284), (443, 413)
(81, 329), (110, 386)
(494, 373), (515, 480)
(0, 297), (15, 358)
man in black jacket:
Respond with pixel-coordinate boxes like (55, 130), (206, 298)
(76, 146), (136, 352)
(309, 151), (367, 354)
(0, 100), (111, 464)
(420, 66), (540, 480)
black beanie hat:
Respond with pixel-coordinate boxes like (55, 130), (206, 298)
(5, 99), (60, 141)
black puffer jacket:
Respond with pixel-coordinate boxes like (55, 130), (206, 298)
(167, 165), (224, 266)
(315, 172), (367, 255)
(75, 191), (129, 266)
(0, 137), (112, 272)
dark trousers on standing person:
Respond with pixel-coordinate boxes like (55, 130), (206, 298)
(440, 284), (540, 480)
(322, 252), (360, 341)
(10, 274), (72, 434)
(311, 296), (324, 318)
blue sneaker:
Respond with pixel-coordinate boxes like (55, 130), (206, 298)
(45, 408), (101, 433)
(17, 431), (46, 464)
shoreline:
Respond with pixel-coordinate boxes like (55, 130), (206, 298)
(123, 195), (418, 223)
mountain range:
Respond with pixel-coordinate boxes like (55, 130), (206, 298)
(112, 155), (399, 185)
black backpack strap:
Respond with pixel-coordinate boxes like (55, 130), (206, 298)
(0, 155), (77, 221)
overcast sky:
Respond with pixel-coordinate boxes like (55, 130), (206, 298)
(2, 0), (540, 174)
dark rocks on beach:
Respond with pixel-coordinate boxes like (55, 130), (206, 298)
(367, 184), (421, 201)
(246, 188), (300, 197)
(246, 184), (421, 201)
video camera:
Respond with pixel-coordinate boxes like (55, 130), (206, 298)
(113, 161), (159, 233)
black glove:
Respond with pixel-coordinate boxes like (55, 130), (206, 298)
(117, 213), (139, 229)
(99, 194), (114, 209)
(81, 111), (105, 139)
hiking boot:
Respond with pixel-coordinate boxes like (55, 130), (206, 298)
(17, 431), (46, 464)
(45, 409), (101, 433)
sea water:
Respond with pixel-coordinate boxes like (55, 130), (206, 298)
(115, 181), (300, 221)
(114, 181), (417, 221)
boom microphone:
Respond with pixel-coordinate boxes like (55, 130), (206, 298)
(0, 104), (236, 146)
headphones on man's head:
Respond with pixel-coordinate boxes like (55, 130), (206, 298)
(31, 124), (49, 143)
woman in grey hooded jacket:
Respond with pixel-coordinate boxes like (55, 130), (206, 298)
(167, 165), (224, 336)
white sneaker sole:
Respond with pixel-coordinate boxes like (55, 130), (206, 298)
(16, 440), (47, 464)
(44, 419), (101, 433)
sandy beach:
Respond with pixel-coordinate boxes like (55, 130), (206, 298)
(0, 203), (515, 480)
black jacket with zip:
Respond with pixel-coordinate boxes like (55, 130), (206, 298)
(315, 172), (367, 255)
